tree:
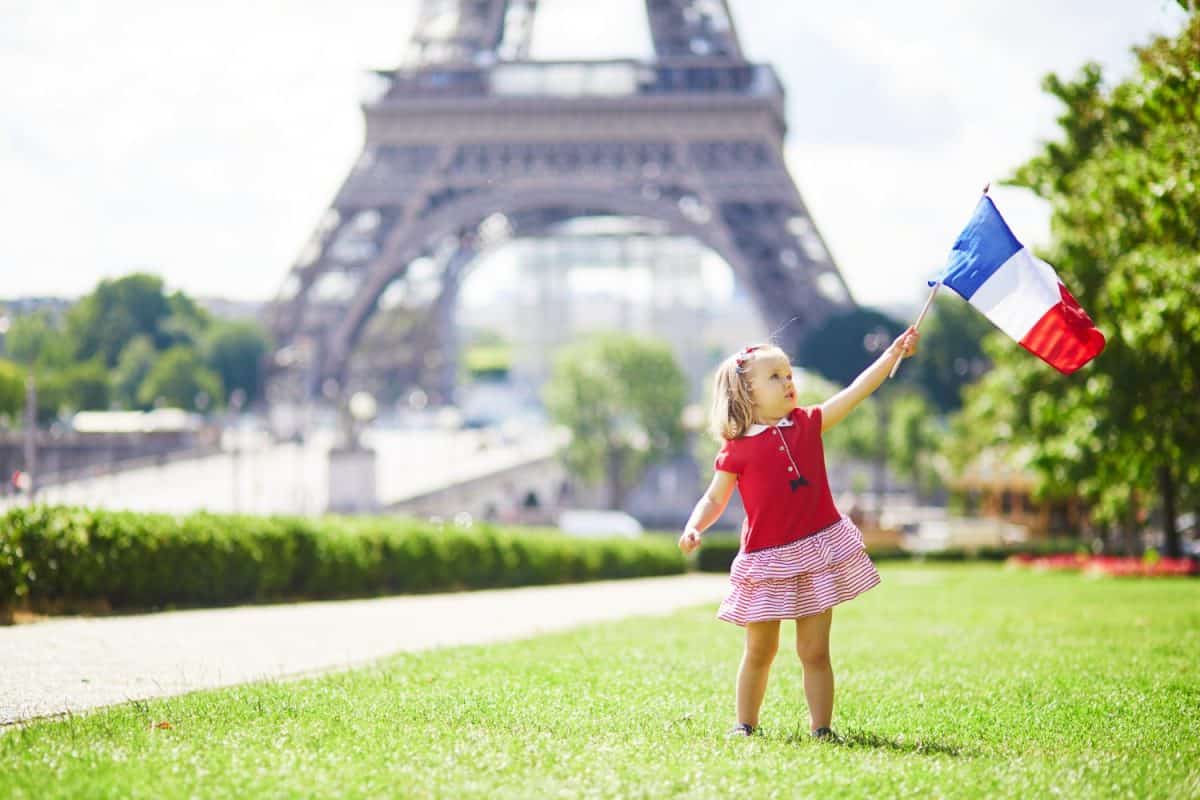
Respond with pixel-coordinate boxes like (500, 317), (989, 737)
(160, 291), (213, 351)
(202, 321), (270, 406)
(111, 336), (159, 410)
(0, 360), (24, 423)
(2, 274), (238, 417)
(65, 273), (173, 367)
(800, 380), (942, 510)
(544, 334), (686, 510)
(905, 294), (994, 413)
(6, 361), (111, 423)
(57, 361), (110, 412)
(797, 307), (905, 387)
(31, 373), (69, 425)
(138, 346), (224, 412)
(887, 390), (943, 500)
(796, 381), (881, 465)
(954, 14), (1200, 555)
(801, 299), (995, 414)
(3, 311), (73, 369)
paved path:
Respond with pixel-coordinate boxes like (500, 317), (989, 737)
(0, 574), (728, 727)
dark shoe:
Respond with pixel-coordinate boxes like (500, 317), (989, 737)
(812, 727), (841, 742)
(727, 723), (757, 738)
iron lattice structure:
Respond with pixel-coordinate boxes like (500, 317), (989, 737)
(267, 0), (855, 404)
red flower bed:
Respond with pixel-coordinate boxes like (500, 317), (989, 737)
(1006, 553), (1198, 577)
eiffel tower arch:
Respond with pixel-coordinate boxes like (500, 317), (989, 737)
(267, 0), (856, 405)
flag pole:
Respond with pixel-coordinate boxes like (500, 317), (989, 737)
(889, 180), (991, 379)
(888, 282), (940, 378)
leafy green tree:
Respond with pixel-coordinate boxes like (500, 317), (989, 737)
(202, 321), (269, 406)
(798, 380), (884, 511)
(906, 295), (994, 413)
(797, 308), (904, 387)
(2, 275), (238, 418)
(138, 347), (224, 412)
(954, 14), (1200, 555)
(111, 336), (159, 409)
(802, 299), (994, 414)
(8, 362), (111, 423)
(58, 361), (110, 412)
(801, 380), (944, 506)
(544, 334), (686, 510)
(160, 291), (213, 351)
(0, 360), (25, 423)
(795, 381), (881, 465)
(887, 390), (943, 499)
(65, 273), (173, 367)
(31, 373), (69, 425)
(3, 312), (73, 369)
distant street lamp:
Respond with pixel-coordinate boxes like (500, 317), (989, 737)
(23, 373), (36, 504)
(349, 390), (378, 424)
(347, 390), (378, 450)
(328, 389), (379, 514)
(229, 388), (246, 512)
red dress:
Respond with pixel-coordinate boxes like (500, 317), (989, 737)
(712, 406), (880, 625)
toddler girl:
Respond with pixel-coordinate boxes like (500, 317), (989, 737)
(679, 328), (918, 738)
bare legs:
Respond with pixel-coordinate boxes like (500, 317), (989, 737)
(735, 620), (780, 727)
(734, 610), (834, 731)
(794, 609), (834, 732)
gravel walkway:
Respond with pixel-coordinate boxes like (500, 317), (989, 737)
(0, 574), (728, 727)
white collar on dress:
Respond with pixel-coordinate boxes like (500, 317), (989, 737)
(743, 416), (794, 437)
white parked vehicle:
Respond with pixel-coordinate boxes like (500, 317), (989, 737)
(557, 510), (644, 539)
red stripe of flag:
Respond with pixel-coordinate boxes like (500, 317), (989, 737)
(1018, 282), (1106, 374)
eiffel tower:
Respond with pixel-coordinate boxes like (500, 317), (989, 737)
(267, 0), (855, 405)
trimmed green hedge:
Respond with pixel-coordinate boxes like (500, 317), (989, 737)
(694, 533), (1089, 573)
(694, 534), (741, 573)
(0, 506), (685, 619)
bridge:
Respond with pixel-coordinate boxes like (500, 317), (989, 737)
(1, 424), (566, 523)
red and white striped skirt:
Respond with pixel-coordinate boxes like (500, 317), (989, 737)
(717, 516), (881, 626)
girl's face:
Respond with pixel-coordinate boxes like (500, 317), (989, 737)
(747, 354), (795, 420)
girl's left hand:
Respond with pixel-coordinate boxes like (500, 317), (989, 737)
(678, 528), (702, 554)
(892, 327), (920, 359)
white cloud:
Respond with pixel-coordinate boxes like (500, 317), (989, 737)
(0, 0), (1189, 311)
(1, 0), (419, 300)
(755, 0), (1187, 309)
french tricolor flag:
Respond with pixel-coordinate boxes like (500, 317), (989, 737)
(934, 195), (1106, 374)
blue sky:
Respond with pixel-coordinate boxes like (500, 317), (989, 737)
(0, 0), (1188, 311)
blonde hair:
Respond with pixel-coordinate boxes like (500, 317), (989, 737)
(709, 343), (789, 440)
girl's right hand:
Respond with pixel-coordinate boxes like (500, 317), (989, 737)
(892, 326), (920, 359)
(678, 528), (702, 554)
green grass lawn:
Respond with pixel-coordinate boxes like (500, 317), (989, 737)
(2, 565), (1198, 799)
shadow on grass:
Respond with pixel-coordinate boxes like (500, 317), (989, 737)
(781, 728), (975, 758)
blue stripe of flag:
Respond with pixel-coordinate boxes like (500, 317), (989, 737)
(934, 196), (1024, 300)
